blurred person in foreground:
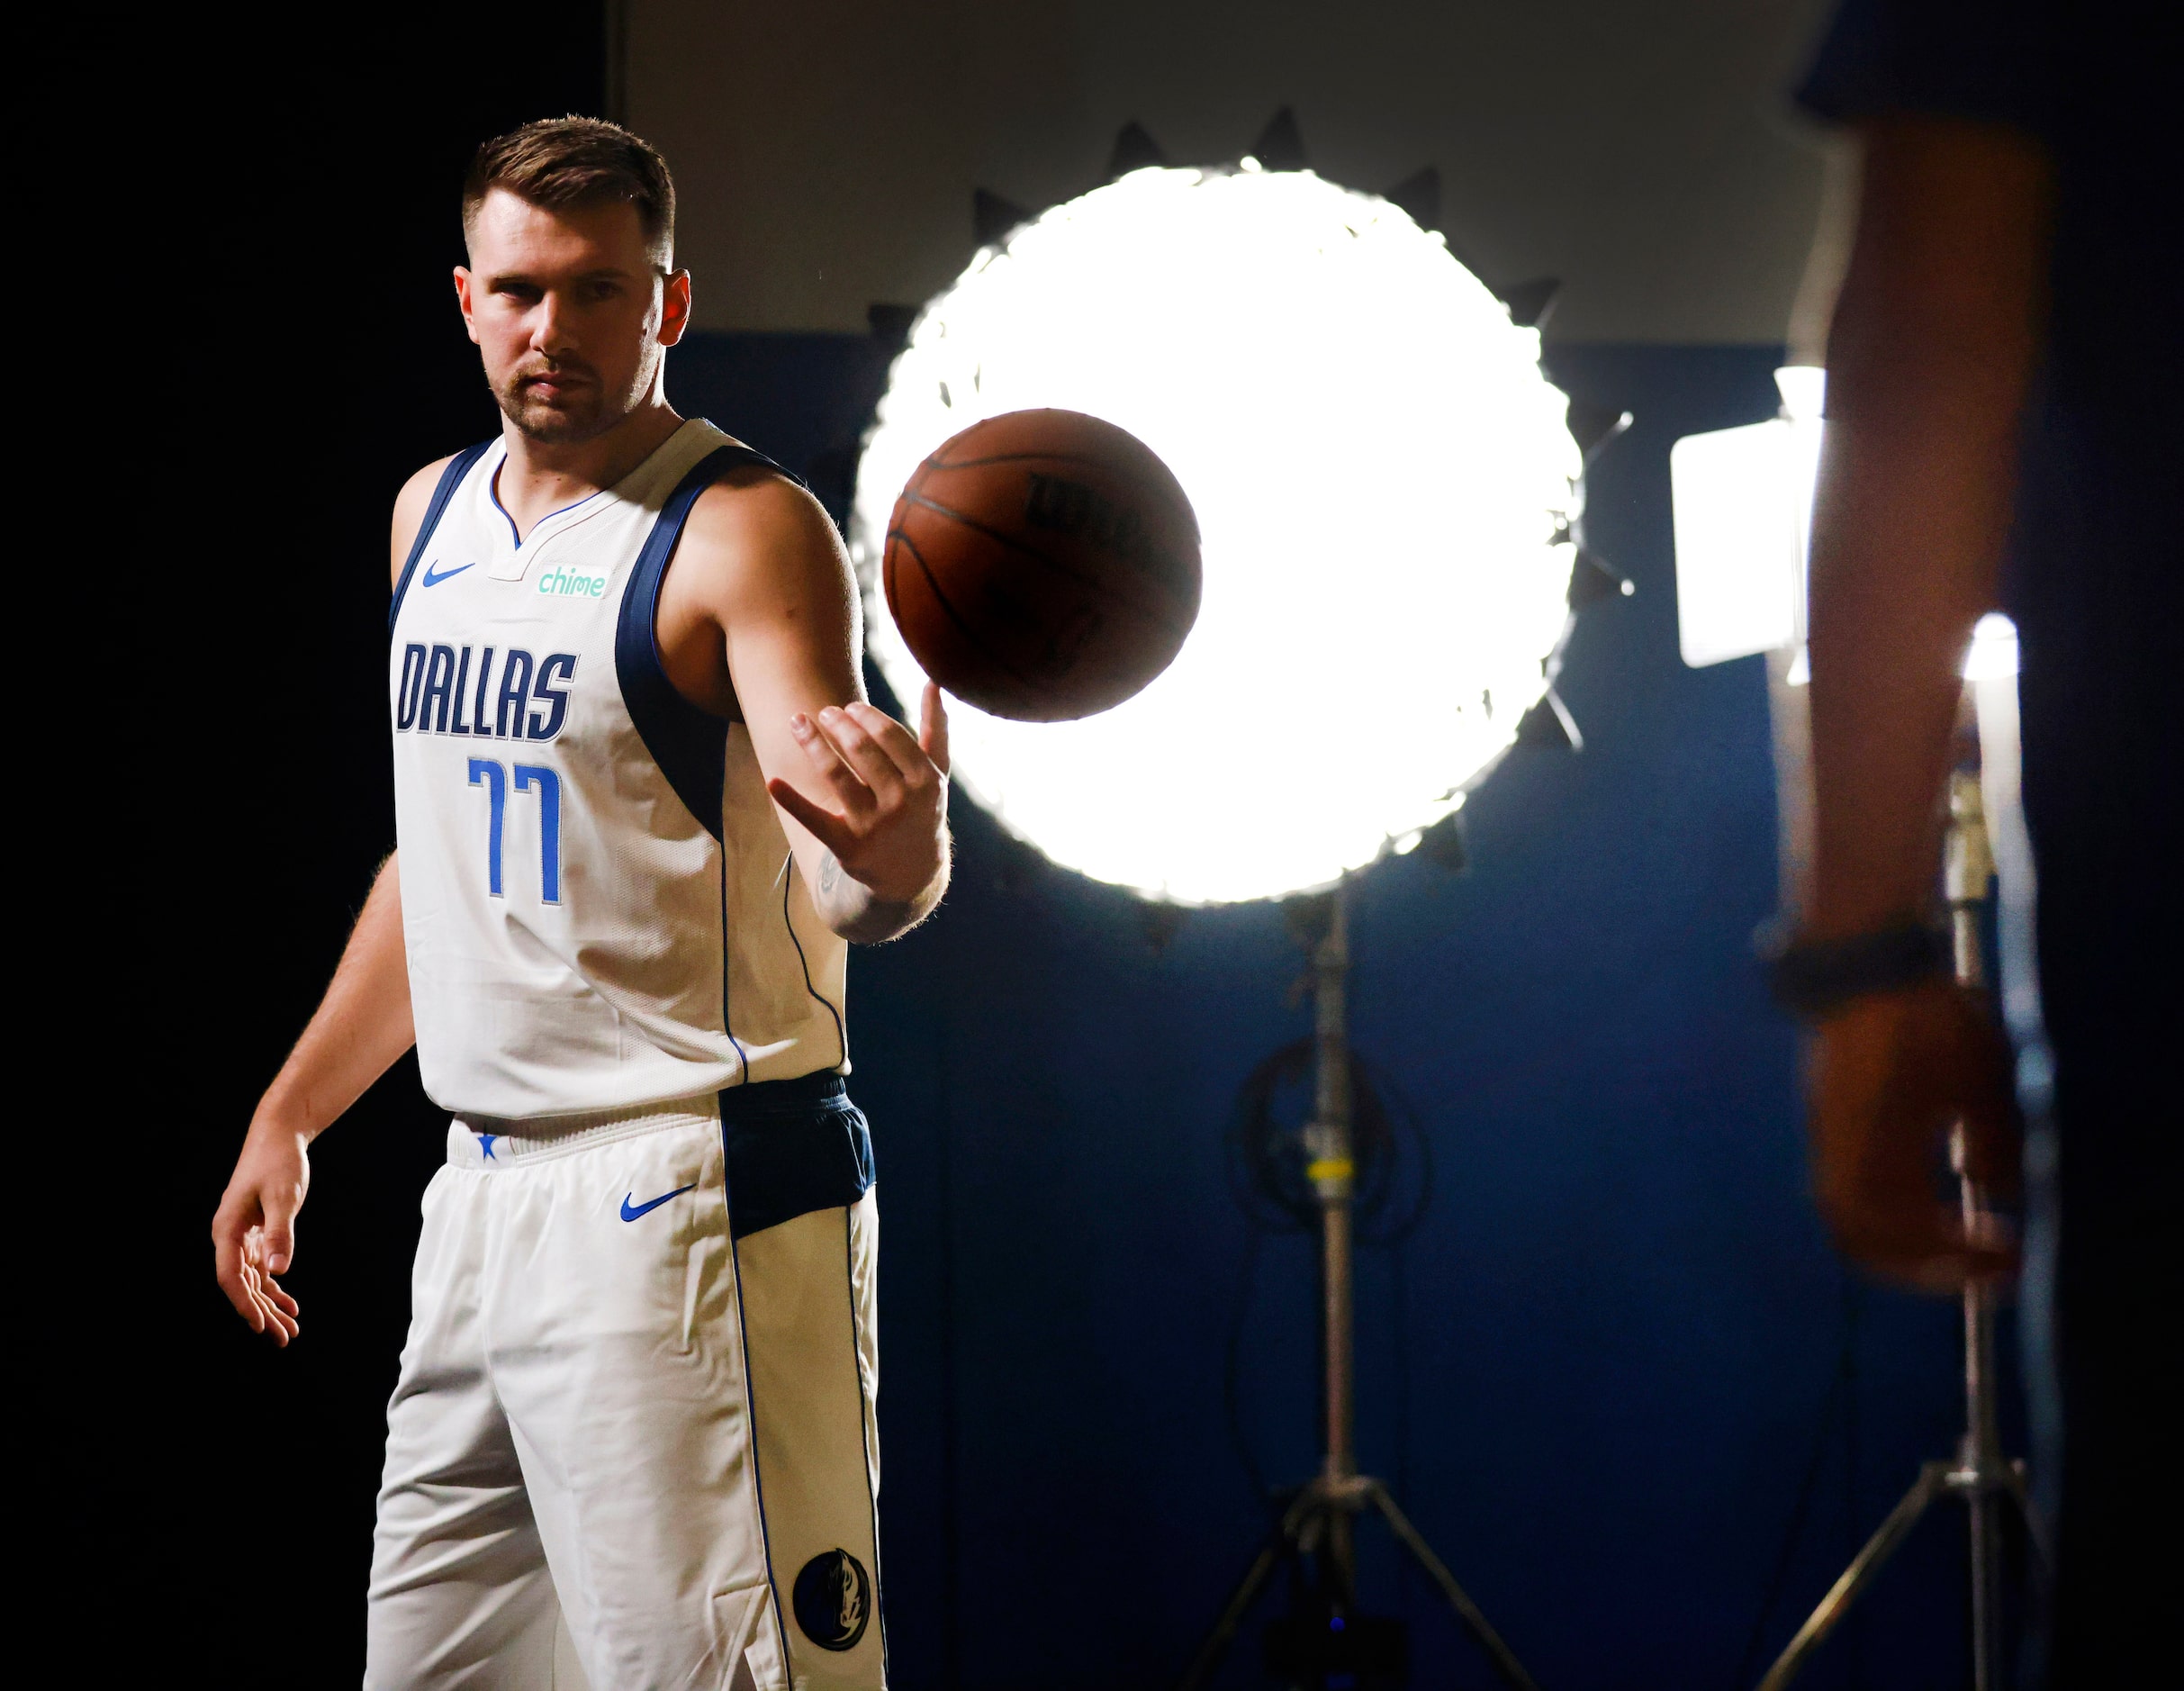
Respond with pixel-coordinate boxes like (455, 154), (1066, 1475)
(1779, 0), (2178, 1673)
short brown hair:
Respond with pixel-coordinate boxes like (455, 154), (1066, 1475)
(463, 117), (677, 267)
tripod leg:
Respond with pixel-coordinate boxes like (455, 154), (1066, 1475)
(1969, 1488), (2003, 1691)
(1367, 1484), (1544, 1691)
(1174, 1491), (1321, 1691)
(1756, 1462), (1948, 1691)
(1174, 1535), (1285, 1691)
(2001, 1462), (2053, 1568)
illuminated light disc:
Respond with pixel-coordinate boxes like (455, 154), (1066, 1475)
(852, 165), (1580, 904)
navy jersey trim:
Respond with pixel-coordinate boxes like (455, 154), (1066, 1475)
(781, 855), (849, 1071)
(844, 1205), (888, 1674)
(724, 1222), (795, 1673)
(721, 1089), (874, 1241)
(721, 855), (751, 1083)
(614, 440), (801, 843)
(389, 441), (494, 639)
(492, 475), (608, 547)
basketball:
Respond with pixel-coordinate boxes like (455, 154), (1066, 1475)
(880, 409), (1202, 722)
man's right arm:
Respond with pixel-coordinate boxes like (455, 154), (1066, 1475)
(210, 855), (416, 1342)
(208, 458), (450, 1343)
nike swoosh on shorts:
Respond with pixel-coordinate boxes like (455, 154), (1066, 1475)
(620, 1183), (698, 1222)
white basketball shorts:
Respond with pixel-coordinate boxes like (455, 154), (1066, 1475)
(365, 1088), (883, 1690)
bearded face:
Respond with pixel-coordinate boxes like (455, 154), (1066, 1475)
(490, 334), (663, 446)
(458, 189), (681, 448)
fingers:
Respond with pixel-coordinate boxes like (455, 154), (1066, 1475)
(239, 1247), (301, 1346)
(1809, 981), (2025, 1293)
(774, 701), (945, 914)
(921, 683), (951, 776)
(789, 713), (879, 818)
(216, 1234), (301, 1343)
(255, 1188), (301, 1342)
(244, 1228), (302, 1343)
(260, 1189), (300, 1279)
(212, 1206), (260, 1331)
(778, 700), (945, 843)
(215, 1187), (302, 1343)
(811, 705), (914, 805)
(255, 1275), (302, 1320)
(214, 1193), (266, 1328)
(767, 777), (858, 857)
(842, 702), (931, 781)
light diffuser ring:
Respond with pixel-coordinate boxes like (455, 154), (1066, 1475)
(851, 164), (1581, 905)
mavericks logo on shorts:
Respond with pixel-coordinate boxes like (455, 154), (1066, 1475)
(792, 1549), (871, 1651)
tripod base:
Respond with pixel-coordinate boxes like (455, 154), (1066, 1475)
(1756, 1453), (2046, 1691)
(1177, 1472), (1542, 1691)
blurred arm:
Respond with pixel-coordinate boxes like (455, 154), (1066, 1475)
(1805, 116), (2053, 939)
(1798, 116), (2053, 1287)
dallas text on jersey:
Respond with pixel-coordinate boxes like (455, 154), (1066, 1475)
(395, 643), (577, 741)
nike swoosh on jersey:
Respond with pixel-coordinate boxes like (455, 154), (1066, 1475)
(620, 1182), (698, 1222)
(421, 561), (476, 587)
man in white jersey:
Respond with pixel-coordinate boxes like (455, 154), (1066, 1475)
(209, 119), (948, 1690)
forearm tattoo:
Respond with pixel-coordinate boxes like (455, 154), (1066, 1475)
(813, 838), (948, 943)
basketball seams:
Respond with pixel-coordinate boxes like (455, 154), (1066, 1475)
(918, 448), (1197, 537)
(894, 490), (1193, 637)
(879, 408), (1202, 722)
(884, 523), (1062, 710)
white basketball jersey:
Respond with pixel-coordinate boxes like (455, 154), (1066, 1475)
(388, 418), (848, 1121)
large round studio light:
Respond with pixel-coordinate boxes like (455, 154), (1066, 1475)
(851, 162), (1582, 904)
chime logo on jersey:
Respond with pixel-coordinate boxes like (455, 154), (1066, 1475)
(792, 1549), (871, 1650)
(537, 563), (612, 599)
(394, 643), (577, 741)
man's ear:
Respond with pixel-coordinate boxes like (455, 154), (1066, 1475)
(659, 269), (693, 348)
(453, 267), (483, 346)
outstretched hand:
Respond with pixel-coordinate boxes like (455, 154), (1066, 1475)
(1808, 978), (2021, 1292)
(767, 683), (950, 907)
(212, 1126), (310, 1345)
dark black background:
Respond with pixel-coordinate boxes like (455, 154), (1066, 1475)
(130, 10), (606, 1678)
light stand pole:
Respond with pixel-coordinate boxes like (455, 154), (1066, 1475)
(1176, 881), (1542, 1691)
(1755, 771), (2049, 1691)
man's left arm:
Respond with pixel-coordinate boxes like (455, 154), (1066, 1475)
(1799, 117), (2051, 1288)
(663, 473), (950, 944)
